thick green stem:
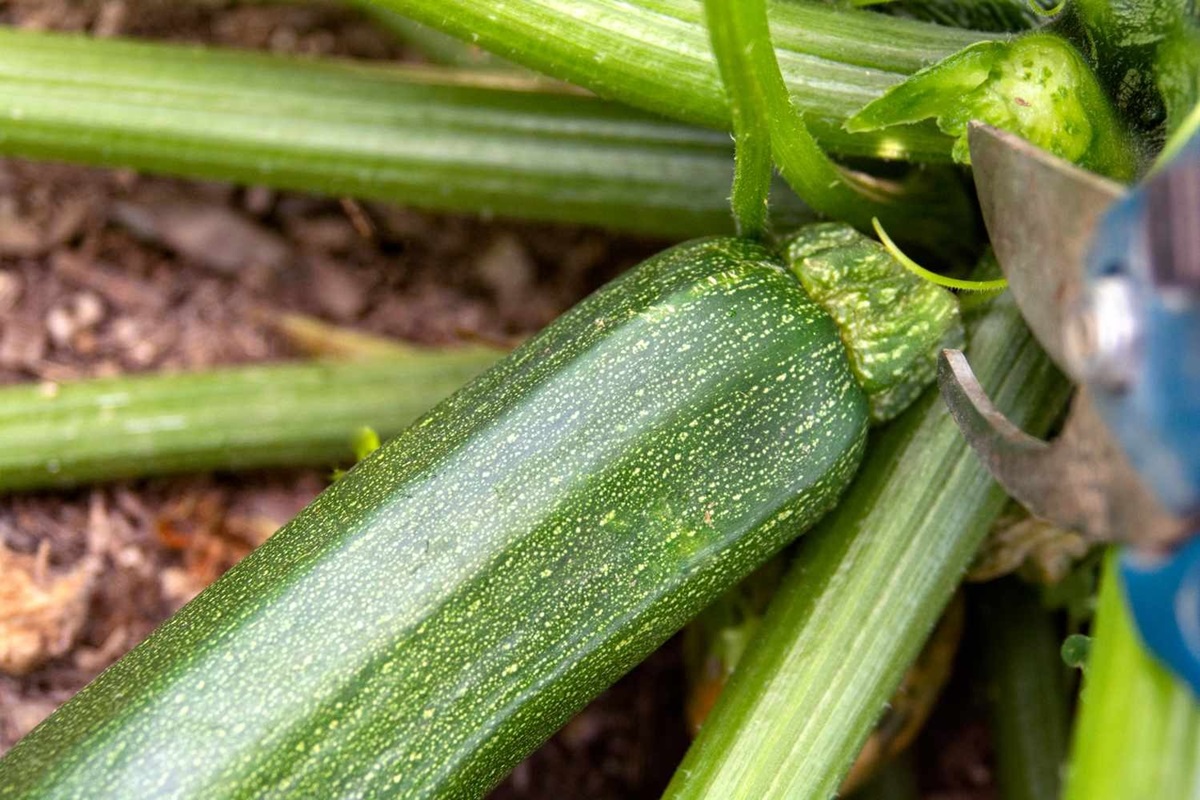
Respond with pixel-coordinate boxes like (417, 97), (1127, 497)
(1064, 552), (1200, 800)
(665, 294), (1069, 799)
(373, 0), (993, 161)
(0, 349), (500, 493)
(976, 579), (1070, 800)
(703, 0), (913, 230)
(704, 0), (772, 238)
(0, 28), (814, 238)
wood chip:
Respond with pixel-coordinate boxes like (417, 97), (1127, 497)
(0, 543), (96, 676)
(0, 215), (43, 258)
(51, 250), (164, 311)
(45, 293), (105, 350)
(0, 313), (47, 371)
(306, 255), (371, 320)
(0, 271), (23, 315)
(475, 233), (536, 310)
(112, 201), (291, 277)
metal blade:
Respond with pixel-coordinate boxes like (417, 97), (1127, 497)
(939, 349), (1187, 550)
(968, 122), (1123, 375)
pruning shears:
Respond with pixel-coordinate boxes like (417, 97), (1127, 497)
(940, 122), (1200, 692)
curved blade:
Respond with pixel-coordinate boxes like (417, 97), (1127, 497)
(968, 123), (1123, 375)
(939, 349), (1187, 549)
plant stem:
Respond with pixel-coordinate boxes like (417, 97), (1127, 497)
(703, 0), (773, 237)
(374, 0), (993, 161)
(704, 0), (935, 232)
(976, 578), (1070, 800)
(0, 28), (814, 238)
(1063, 552), (1200, 800)
(0, 349), (500, 493)
(665, 294), (1070, 799)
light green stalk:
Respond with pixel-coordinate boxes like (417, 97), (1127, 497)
(374, 0), (994, 162)
(1064, 552), (1200, 800)
(977, 579), (1070, 800)
(0, 28), (813, 238)
(702, 0), (933, 232)
(0, 349), (500, 492)
(703, 0), (773, 238)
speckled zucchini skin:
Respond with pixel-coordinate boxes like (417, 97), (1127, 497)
(0, 238), (868, 799)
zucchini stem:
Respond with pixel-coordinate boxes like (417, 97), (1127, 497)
(0, 350), (500, 493)
(704, 0), (772, 238)
(1063, 551), (1200, 800)
(375, 0), (995, 162)
(0, 28), (816, 239)
(702, 0), (961, 234)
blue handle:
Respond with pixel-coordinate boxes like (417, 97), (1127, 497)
(1088, 132), (1200, 514)
(1120, 536), (1200, 695)
(1093, 132), (1200, 693)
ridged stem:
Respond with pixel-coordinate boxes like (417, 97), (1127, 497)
(704, 0), (773, 238)
(976, 578), (1070, 800)
(0, 349), (500, 493)
(373, 0), (994, 161)
(1063, 552), (1200, 800)
(703, 0), (908, 232)
(0, 28), (813, 238)
(665, 294), (1070, 798)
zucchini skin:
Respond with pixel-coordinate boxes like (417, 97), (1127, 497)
(0, 238), (868, 799)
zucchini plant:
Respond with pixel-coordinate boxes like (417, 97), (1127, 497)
(0, 0), (1191, 797)
(0, 226), (960, 797)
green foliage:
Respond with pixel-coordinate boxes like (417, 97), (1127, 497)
(848, 33), (1137, 179)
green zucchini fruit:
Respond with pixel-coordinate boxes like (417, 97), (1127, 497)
(0, 230), (959, 799)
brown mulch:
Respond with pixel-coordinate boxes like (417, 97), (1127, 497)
(0, 2), (994, 797)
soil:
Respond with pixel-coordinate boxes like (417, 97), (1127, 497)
(0, 2), (994, 797)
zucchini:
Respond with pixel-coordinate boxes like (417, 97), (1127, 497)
(0, 231), (958, 798)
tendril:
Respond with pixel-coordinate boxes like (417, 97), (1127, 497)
(1027, 0), (1067, 18)
(872, 218), (1008, 293)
